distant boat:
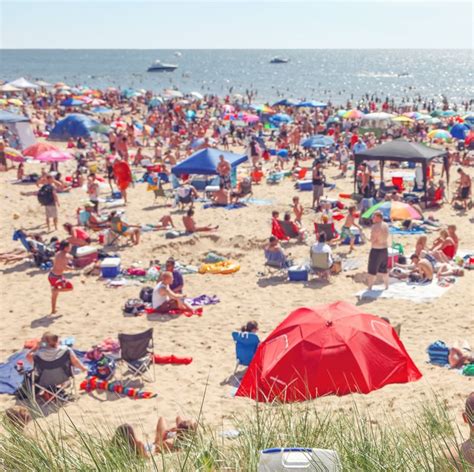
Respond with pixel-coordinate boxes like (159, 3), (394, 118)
(398, 72), (410, 77)
(174, 51), (182, 57)
(147, 60), (178, 72)
(270, 57), (289, 64)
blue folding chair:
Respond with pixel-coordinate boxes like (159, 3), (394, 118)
(231, 331), (260, 373)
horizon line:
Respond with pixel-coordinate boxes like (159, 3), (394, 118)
(1, 47), (471, 51)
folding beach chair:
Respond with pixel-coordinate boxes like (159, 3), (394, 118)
(314, 223), (339, 243)
(264, 249), (291, 275)
(118, 328), (155, 385)
(310, 251), (332, 280)
(231, 331), (260, 374)
(33, 350), (77, 406)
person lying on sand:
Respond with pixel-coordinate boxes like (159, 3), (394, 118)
(182, 209), (218, 233)
(390, 254), (433, 283)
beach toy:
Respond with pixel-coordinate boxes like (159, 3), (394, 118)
(153, 355), (193, 365)
(80, 377), (157, 398)
(198, 260), (240, 275)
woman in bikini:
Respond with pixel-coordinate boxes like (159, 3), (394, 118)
(431, 230), (456, 262)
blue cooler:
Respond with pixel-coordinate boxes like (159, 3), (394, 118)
(298, 180), (313, 191)
(288, 265), (308, 282)
(100, 257), (121, 278)
(112, 191), (122, 200)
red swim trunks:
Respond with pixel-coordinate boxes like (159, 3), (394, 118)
(48, 272), (73, 289)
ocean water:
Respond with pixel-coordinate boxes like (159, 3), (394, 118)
(1, 49), (473, 105)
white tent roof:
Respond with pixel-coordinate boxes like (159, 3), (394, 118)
(7, 77), (39, 89)
(36, 80), (53, 88)
(0, 84), (21, 93)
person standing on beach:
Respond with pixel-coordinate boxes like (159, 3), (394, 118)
(217, 154), (231, 190)
(311, 163), (325, 210)
(48, 240), (74, 314)
(39, 174), (59, 232)
(367, 211), (389, 290)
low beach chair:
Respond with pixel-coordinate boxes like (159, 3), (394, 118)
(118, 328), (155, 385)
(231, 331), (260, 373)
(33, 350), (77, 406)
(314, 223), (339, 243)
(264, 249), (291, 274)
(310, 251), (332, 280)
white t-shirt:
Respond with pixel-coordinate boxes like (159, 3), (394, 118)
(311, 242), (333, 265)
(152, 282), (169, 308)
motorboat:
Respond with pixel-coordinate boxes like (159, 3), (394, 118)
(174, 51), (182, 57)
(270, 57), (289, 64)
(147, 60), (178, 72)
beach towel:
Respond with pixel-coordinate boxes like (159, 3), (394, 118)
(153, 355), (193, 365)
(0, 350), (32, 395)
(246, 198), (273, 206)
(389, 225), (427, 235)
(203, 202), (246, 210)
(204, 252), (226, 263)
(356, 279), (455, 303)
(185, 294), (220, 307)
(427, 341), (450, 366)
(145, 306), (203, 317)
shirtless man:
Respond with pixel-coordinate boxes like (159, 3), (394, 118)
(217, 154), (231, 190)
(182, 209), (218, 233)
(48, 240), (74, 314)
(453, 167), (472, 209)
(211, 183), (230, 206)
(340, 205), (363, 253)
(367, 211), (389, 290)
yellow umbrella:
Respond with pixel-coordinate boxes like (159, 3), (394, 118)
(8, 98), (23, 106)
(0, 99), (7, 106)
(392, 115), (414, 123)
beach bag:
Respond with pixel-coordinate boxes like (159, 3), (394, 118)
(427, 341), (449, 366)
(123, 298), (145, 315)
(463, 364), (474, 376)
(37, 184), (54, 206)
(139, 286), (153, 303)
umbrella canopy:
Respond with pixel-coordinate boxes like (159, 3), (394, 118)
(343, 109), (364, 119)
(34, 150), (73, 163)
(91, 106), (113, 114)
(23, 142), (60, 158)
(172, 148), (247, 176)
(4, 147), (25, 163)
(7, 77), (39, 89)
(163, 89), (183, 99)
(270, 113), (292, 124)
(36, 80), (52, 88)
(61, 98), (85, 107)
(7, 98), (23, 106)
(296, 100), (327, 108)
(362, 112), (394, 121)
(362, 201), (421, 221)
(236, 301), (421, 402)
(450, 123), (470, 140)
(428, 129), (451, 140)
(190, 91), (203, 100)
(392, 115), (414, 124)
(301, 135), (335, 149)
(272, 99), (299, 107)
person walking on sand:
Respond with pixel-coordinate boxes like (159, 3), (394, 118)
(367, 211), (389, 290)
(39, 174), (60, 232)
(48, 240), (74, 314)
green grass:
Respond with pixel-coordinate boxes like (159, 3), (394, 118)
(0, 397), (471, 471)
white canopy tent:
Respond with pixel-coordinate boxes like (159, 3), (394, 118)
(7, 77), (39, 89)
(0, 84), (21, 93)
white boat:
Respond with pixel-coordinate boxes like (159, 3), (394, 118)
(270, 57), (289, 64)
(147, 60), (178, 72)
(174, 51), (182, 57)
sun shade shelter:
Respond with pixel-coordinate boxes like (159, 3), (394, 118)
(49, 114), (100, 140)
(235, 301), (422, 403)
(171, 147), (248, 176)
(354, 139), (448, 200)
(0, 110), (35, 149)
(7, 77), (39, 89)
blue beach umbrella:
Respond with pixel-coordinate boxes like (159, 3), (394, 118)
(296, 100), (327, 108)
(61, 98), (85, 107)
(272, 99), (299, 107)
(271, 113), (292, 124)
(277, 149), (289, 158)
(91, 106), (113, 114)
(450, 123), (470, 140)
(301, 135), (335, 149)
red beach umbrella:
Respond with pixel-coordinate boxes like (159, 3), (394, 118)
(23, 142), (60, 158)
(236, 301), (422, 402)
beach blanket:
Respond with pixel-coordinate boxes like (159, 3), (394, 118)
(145, 306), (203, 317)
(356, 279), (455, 303)
(389, 225), (426, 235)
(185, 294), (220, 307)
(203, 202), (246, 210)
(246, 198), (273, 206)
(0, 350), (31, 395)
(153, 355), (192, 365)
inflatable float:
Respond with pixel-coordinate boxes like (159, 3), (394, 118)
(198, 260), (240, 275)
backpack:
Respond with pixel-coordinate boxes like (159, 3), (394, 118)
(37, 184), (55, 206)
(139, 286), (153, 303)
(123, 298), (145, 315)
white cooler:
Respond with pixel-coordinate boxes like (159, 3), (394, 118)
(258, 448), (341, 472)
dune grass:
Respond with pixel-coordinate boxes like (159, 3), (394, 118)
(0, 395), (471, 471)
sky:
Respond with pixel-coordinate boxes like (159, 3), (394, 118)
(1, 1), (473, 49)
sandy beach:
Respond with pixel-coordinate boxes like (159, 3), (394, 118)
(0, 133), (472, 440)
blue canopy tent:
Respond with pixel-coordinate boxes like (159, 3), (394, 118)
(296, 101), (328, 108)
(172, 148), (247, 176)
(49, 114), (99, 140)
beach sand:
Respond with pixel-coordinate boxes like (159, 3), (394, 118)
(0, 142), (473, 441)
